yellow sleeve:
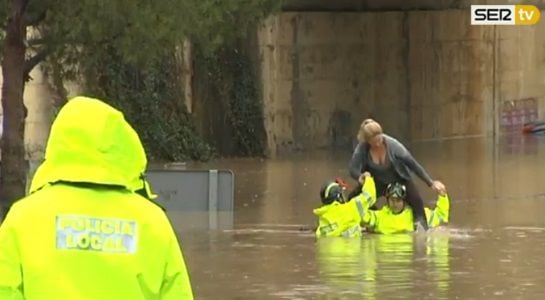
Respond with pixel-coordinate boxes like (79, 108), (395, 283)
(160, 226), (194, 300)
(352, 176), (379, 228)
(361, 176), (377, 207)
(427, 194), (450, 228)
(0, 210), (24, 300)
(435, 194), (450, 223)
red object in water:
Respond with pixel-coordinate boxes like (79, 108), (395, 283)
(522, 121), (545, 134)
(523, 123), (534, 133)
(334, 177), (350, 190)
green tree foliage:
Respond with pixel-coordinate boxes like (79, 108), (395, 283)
(80, 49), (214, 162)
(42, 0), (281, 78)
(0, 0), (282, 216)
(195, 43), (267, 156)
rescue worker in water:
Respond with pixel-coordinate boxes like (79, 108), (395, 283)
(313, 177), (375, 237)
(0, 96), (194, 299)
(313, 172), (450, 236)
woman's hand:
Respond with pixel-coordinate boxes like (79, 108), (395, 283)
(358, 172), (371, 184)
(431, 180), (446, 195)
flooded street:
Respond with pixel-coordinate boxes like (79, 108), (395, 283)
(169, 136), (545, 299)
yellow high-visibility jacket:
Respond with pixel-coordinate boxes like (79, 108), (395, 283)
(313, 199), (364, 238)
(313, 177), (376, 237)
(0, 97), (193, 299)
(361, 176), (450, 234)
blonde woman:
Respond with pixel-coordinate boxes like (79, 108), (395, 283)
(348, 119), (446, 231)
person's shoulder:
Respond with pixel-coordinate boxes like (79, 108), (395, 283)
(353, 141), (369, 153)
(371, 207), (387, 219)
(132, 195), (168, 218)
(8, 185), (57, 213)
(3, 186), (62, 225)
(11, 184), (166, 219)
(5, 195), (35, 222)
(383, 134), (402, 145)
(384, 134), (409, 153)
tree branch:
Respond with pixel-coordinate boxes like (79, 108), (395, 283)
(24, 47), (49, 80)
(21, 0), (30, 13)
(26, 37), (47, 47)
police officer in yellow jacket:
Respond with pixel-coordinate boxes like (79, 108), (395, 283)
(0, 96), (194, 299)
(360, 173), (450, 234)
(313, 177), (376, 237)
(314, 173), (449, 236)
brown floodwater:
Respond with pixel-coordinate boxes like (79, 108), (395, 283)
(168, 135), (545, 299)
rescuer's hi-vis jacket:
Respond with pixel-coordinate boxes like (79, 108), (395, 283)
(0, 96), (193, 299)
(361, 176), (450, 234)
(313, 177), (376, 237)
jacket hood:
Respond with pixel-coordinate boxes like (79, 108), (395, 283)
(30, 96), (149, 194)
(313, 202), (341, 217)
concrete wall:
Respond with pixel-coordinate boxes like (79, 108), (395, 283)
(259, 10), (545, 155)
(408, 10), (495, 140)
(259, 12), (410, 156)
(410, 10), (545, 140)
(496, 23), (545, 132)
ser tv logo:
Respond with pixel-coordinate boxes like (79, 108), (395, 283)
(471, 5), (540, 25)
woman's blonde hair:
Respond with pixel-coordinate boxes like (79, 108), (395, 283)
(357, 118), (383, 143)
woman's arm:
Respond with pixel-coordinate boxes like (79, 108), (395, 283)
(391, 140), (434, 187)
(401, 151), (433, 186)
(348, 143), (366, 181)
